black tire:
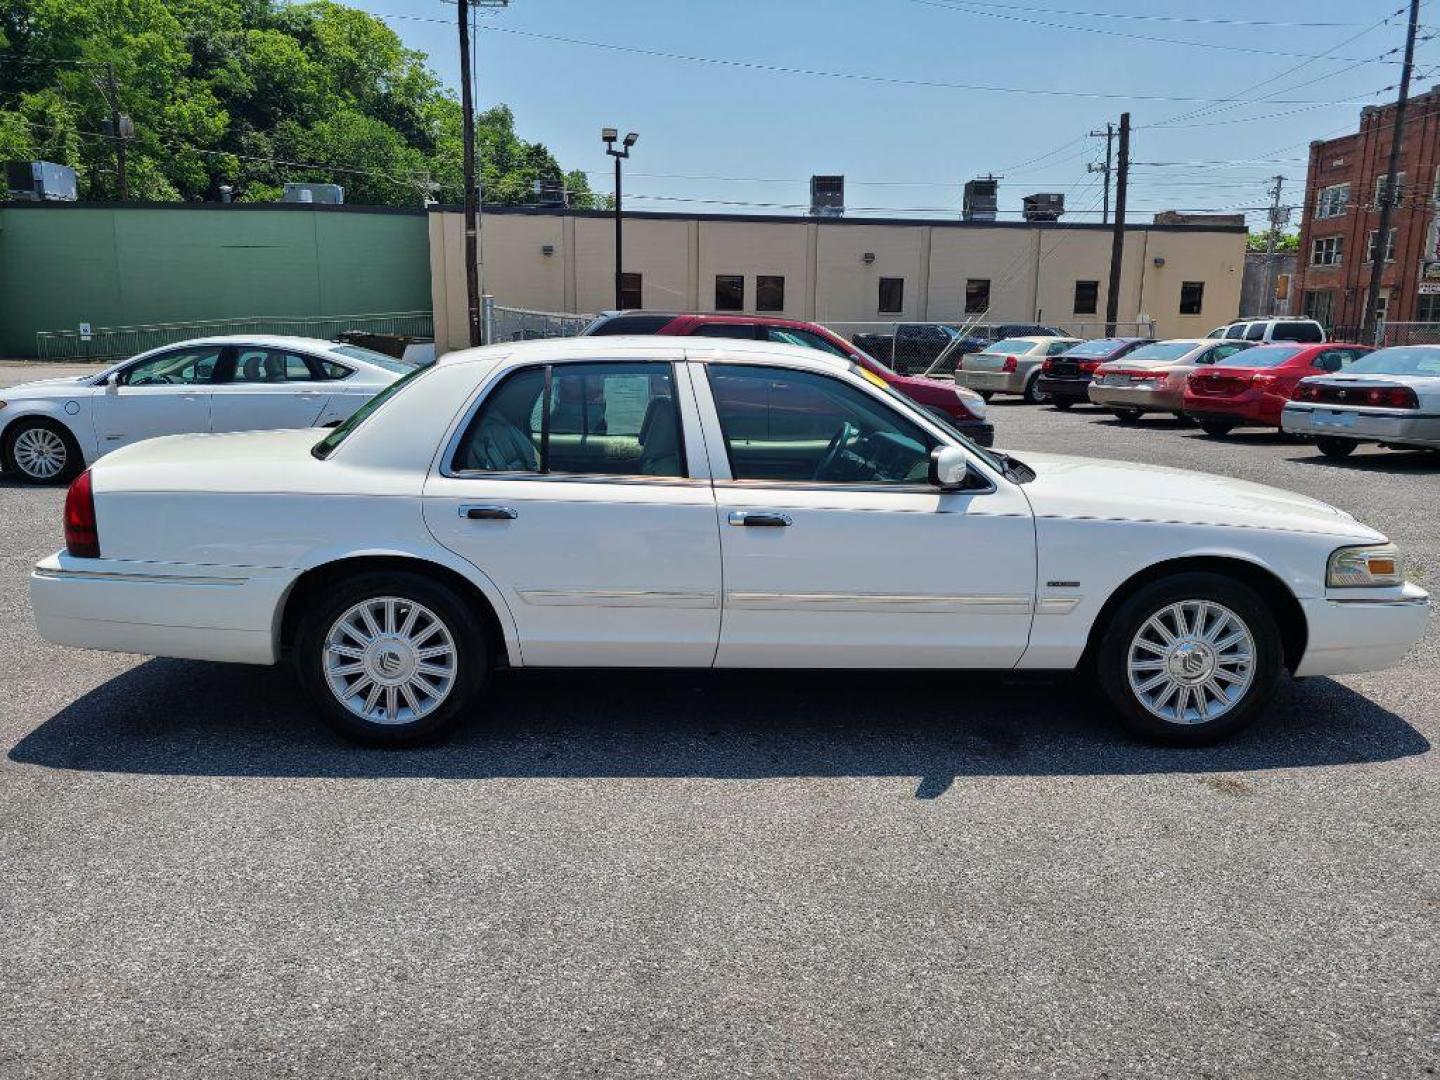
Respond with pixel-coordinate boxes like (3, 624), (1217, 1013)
(1, 418), (83, 484)
(295, 570), (489, 746)
(1113, 407), (1142, 424)
(1052, 398), (1074, 411)
(1316, 436), (1358, 459)
(1199, 420), (1234, 437)
(1095, 572), (1284, 746)
(977, 390), (994, 402)
(1023, 373), (1051, 405)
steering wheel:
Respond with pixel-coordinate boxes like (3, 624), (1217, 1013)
(813, 421), (858, 481)
(135, 374), (175, 386)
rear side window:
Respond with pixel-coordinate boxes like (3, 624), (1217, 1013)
(693, 324), (759, 340)
(1244, 322), (1268, 341)
(1224, 324), (1249, 340)
(1272, 321), (1323, 343)
(765, 327), (849, 357)
(586, 314), (674, 336)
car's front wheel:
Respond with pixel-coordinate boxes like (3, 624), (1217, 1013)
(1316, 436), (1358, 459)
(2, 418), (82, 484)
(1096, 573), (1283, 745)
(295, 571), (488, 746)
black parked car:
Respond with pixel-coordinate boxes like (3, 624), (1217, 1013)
(1034, 337), (1154, 409)
(852, 323), (1066, 376)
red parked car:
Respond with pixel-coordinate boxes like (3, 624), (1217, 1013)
(582, 311), (994, 445)
(1182, 342), (1372, 436)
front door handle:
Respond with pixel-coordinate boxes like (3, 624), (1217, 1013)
(728, 510), (792, 527)
(461, 505), (518, 521)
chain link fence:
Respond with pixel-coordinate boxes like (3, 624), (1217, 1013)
(1372, 321), (1440, 348)
(35, 311), (434, 361)
(486, 303), (593, 343)
(822, 319), (1158, 376)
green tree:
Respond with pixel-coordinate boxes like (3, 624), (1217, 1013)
(0, 0), (595, 208)
(1247, 229), (1300, 253)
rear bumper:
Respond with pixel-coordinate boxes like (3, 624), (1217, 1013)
(1294, 583), (1431, 676)
(1281, 404), (1440, 448)
(957, 369), (1025, 394)
(29, 553), (286, 665)
(1087, 382), (1183, 412)
(1183, 391), (1278, 426)
(1035, 375), (1094, 402)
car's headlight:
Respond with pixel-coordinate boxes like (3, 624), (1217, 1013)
(1327, 543), (1404, 587)
(955, 385), (987, 419)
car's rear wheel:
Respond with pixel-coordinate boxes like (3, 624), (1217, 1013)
(977, 390), (994, 402)
(1113, 407), (1142, 424)
(1096, 573), (1283, 745)
(295, 571), (488, 746)
(1316, 436), (1358, 459)
(1199, 420), (1234, 437)
(2, 418), (82, 484)
(1052, 398), (1074, 411)
(1023, 373), (1051, 404)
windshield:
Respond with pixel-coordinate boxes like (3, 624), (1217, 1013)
(987, 338), (1036, 354)
(312, 363), (431, 459)
(1215, 345), (1303, 368)
(331, 344), (421, 374)
(1060, 339), (1126, 358)
(1342, 346), (1440, 376)
(1123, 341), (1195, 362)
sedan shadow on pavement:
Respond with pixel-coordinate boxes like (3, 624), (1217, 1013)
(1287, 447), (1440, 474)
(9, 659), (1428, 797)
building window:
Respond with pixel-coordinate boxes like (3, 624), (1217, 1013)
(1311, 235), (1344, 267)
(964, 278), (991, 314)
(878, 277), (904, 314)
(1374, 172), (1405, 209)
(1366, 228), (1398, 263)
(756, 275), (785, 312)
(1315, 183), (1349, 219)
(715, 274), (744, 311)
(1179, 281), (1205, 316)
(1073, 280), (1099, 315)
(1302, 290), (1335, 327)
(619, 272), (643, 310)
(1417, 293), (1440, 322)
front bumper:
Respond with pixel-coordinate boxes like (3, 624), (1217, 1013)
(957, 369), (1026, 394)
(1035, 375), (1094, 403)
(1282, 403), (1440, 448)
(1294, 582), (1431, 676)
(1087, 381), (1183, 412)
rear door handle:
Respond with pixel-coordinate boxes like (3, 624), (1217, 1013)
(727, 511), (792, 527)
(461, 505), (518, 521)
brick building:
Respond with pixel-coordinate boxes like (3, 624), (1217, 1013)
(1295, 86), (1440, 336)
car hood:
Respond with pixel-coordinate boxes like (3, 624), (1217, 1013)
(2, 374), (96, 398)
(1013, 450), (1382, 539)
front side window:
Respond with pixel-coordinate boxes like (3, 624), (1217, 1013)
(120, 346), (222, 386)
(715, 275), (744, 312)
(707, 364), (936, 485)
(964, 278), (991, 314)
(1244, 321), (1268, 341)
(452, 362), (684, 478)
(1316, 183), (1349, 219)
(1074, 280), (1099, 315)
(1312, 348), (1364, 372)
(1224, 324), (1249, 339)
(1179, 281), (1205, 315)
(756, 275), (785, 312)
(878, 277), (904, 314)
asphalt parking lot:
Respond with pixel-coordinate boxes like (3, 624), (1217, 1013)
(2, 364), (1438, 1079)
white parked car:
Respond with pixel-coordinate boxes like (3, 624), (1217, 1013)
(1206, 318), (1327, 344)
(0, 335), (418, 483)
(955, 336), (1081, 403)
(30, 337), (1429, 747)
(1282, 344), (1440, 457)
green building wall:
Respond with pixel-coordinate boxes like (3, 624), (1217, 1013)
(0, 202), (431, 358)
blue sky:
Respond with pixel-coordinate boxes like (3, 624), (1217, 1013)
(351, 0), (1432, 229)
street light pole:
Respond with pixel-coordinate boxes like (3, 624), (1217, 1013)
(603, 128), (638, 310)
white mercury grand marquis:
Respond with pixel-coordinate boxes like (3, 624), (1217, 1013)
(29, 336), (1431, 746)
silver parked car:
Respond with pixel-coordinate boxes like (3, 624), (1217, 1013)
(1282, 344), (1440, 458)
(955, 336), (1080, 403)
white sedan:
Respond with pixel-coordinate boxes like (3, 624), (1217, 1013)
(30, 336), (1430, 746)
(1282, 344), (1440, 458)
(0, 335), (417, 483)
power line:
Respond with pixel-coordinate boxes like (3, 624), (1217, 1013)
(904, 1), (1385, 30)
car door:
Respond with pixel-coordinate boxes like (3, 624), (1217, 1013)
(422, 355), (723, 667)
(693, 358), (1036, 668)
(90, 343), (219, 452)
(210, 347), (332, 433)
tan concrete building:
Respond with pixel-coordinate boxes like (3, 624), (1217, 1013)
(428, 206), (1246, 354)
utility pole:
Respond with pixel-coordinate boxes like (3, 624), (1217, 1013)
(1104, 112), (1130, 336)
(457, 1), (509, 348)
(1263, 175), (1285, 316)
(1364, 0), (1421, 344)
(103, 63), (128, 201)
(1088, 123), (1115, 224)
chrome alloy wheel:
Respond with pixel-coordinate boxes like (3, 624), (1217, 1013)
(323, 596), (457, 726)
(1126, 600), (1256, 725)
(13, 426), (68, 480)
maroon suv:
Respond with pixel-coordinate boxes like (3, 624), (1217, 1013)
(582, 311), (994, 445)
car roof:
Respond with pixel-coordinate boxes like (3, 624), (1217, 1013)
(137, 334), (353, 354)
(438, 334), (853, 372)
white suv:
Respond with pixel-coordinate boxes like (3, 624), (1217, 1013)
(1206, 318), (1327, 344)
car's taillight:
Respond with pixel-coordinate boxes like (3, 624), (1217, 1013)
(64, 469), (99, 558)
(1252, 373), (1277, 388)
(1294, 382), (1320, 401)
(1001, 355), (1018, 372)
(1365, 386), (1419, 408)
(1041, 358), (1055, 373)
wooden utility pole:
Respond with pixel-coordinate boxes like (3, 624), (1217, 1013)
(457, 0), (482, 347)
(1087, 123), (1114, 224)
(1263, 175), (1285, 316)
(1104, 112), (1130, 336)
(1363, 0), (1421, 345)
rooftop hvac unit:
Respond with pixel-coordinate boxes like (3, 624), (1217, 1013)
(533, 178), (568, 207)
(810, 174), (845, 217)
(282, 182), (344, 205)
(5, 161), (78, 202)
(1022, 192), (1065, 222)
(963, 177), (999, 221)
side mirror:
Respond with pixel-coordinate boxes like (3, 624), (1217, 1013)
(928, 445), (971, 491)
(104, 373), (120, 394)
